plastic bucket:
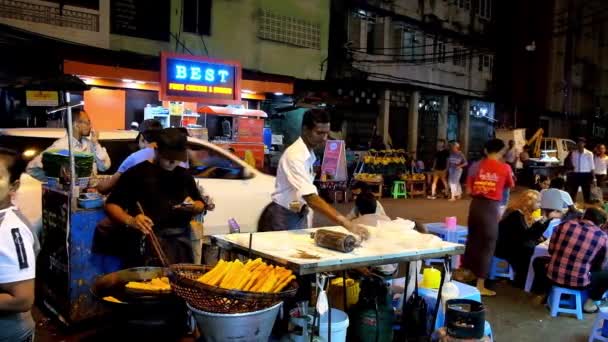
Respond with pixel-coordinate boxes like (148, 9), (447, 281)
(187, 302), (282, 342)
(318, 308), (349, 342)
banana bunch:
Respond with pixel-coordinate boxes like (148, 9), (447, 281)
(355, 173), (383, 182)
(197, 258), (295, 293)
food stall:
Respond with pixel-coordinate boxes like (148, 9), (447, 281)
(198, 105), (267, 169)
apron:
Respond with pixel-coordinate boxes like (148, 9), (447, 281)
(257, 202), (310, 232)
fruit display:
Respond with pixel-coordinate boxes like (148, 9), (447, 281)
(125, 277), (171, 292)
(354, 173), (383, 183)
(360, 149), (409, 178)
(402, 173), (426, 181)
(197, 258), (295, 293)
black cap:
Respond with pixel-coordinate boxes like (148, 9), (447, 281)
(157, 128), (188, 162)
(136, 119), (163, 143)
(578, 137), (587, 143)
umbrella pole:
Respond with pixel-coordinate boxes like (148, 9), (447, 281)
(65, 91), (77, 207)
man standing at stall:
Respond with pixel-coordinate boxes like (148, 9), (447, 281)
(567, 137), (595, 203)
(105, 128), (205, 265)
(258, 109), (368, 239)
(26, 109), (111, 180)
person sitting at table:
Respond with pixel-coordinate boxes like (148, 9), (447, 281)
(495, 190), (563, 287)
(347, 182), (386, 220)
(532, 207), (608, 313)
(540, 177), (576, 213)
(350, 192), (391, 228)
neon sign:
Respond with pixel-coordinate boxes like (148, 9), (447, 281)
(160, 52), (242, 104)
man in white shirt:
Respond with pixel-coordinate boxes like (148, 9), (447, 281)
(258, 110), (368, 239)
(0, 148), (37, 342)
(567, 137), (595, 203)
(26, 109), (111, 181)
(594, 144), (608, 187)
(504, 140), (518, 171)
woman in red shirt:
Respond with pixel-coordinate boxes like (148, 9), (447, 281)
(462, 139), (515, 296)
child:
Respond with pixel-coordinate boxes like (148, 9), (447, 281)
(0, 148), (37, 342)
(347, 182), (386, 219)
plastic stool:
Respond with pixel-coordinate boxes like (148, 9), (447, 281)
(488, 257), (515, 281)
(548, 286), (585, 320)
(392, 181), (407, 199)
(484, 320), (493, 341)
(589, 307), (608, 341)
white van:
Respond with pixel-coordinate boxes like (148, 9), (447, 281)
(0, 128), (275, 236)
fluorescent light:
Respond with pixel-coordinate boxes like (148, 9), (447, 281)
(122, 79), (134, 83)
(242, 89), (254, 94)
(274, 92), (284, 96)
(135, 81), (145, 84)
(81, 78), (91, 84)
(22, 149), (37, 159)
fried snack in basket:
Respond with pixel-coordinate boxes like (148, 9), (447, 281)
(197, 258), (294, 293)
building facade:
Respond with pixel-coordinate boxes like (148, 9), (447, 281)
(495, 0), (608, 142)
(318, 0), (497, 161)
(0, 0), (330, 129)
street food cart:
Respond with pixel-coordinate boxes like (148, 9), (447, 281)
(198, 105), (267, 169)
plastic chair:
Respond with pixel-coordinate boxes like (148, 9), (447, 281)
(484, 320), (493, 341)
(391, 181), (407, 199)
(548, 286), (585, 320)
(589, 307), (608, 342)
(488, 257), (515, 281)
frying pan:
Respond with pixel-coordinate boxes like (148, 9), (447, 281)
(91, 267), (187, 337)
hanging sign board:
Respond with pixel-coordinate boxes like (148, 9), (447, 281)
(26, 90), (59, 107)
(160, 52), (242, 104)
(321, 140), (347, 181)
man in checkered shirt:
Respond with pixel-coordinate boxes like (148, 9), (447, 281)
(535, 208), (608, 313)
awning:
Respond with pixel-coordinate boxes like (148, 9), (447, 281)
(197, 106), (267, 118)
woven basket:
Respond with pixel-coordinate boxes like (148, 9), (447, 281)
(169, 264), (298, 314)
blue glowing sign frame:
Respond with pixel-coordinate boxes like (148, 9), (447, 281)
(160, 52), (242, 104)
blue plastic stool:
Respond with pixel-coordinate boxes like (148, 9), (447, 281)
(548, 286), (585, 320)
(589, 307), (608, 341)
(488, 257), (515, 281)
(484, 320), (493, 341)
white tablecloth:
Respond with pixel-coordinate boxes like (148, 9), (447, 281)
(524, 242), (550, 292)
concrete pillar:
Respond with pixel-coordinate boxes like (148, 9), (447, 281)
(408, 91), (420, 156)
(438, 95), (449, 142)
(378, 89), (391, 146)
(459, 99), (471, 156)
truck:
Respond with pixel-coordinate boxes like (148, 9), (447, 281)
(495, 128), (576, 167)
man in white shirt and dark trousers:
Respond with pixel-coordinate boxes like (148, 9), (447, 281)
(258, 109), (369, 239)
(567, 137), (595, 203)
(0, 148), (38, 342)
(26, 109), (111, 181)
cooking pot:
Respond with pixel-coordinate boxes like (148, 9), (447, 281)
(91, 267), (187, 339)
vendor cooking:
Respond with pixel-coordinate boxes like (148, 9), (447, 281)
(26, 109), (111, 180)
(258, 109), (369, 240)
(105, 128), (205, 265)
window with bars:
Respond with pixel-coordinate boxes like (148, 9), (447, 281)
(453, 48), (467, 67)
(257, 9), (321, 50)
(478, 55), (493, 71)
(183, 0), (212, 36)
(458, 0), (471, 10)
(434, 40), (446, 63)
(477, 0), (492, 19)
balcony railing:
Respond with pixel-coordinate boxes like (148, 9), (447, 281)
(0, 0), (99, 32)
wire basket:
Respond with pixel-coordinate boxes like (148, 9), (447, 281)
(169, 264), (298, 314)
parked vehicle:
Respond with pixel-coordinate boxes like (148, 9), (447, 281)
(0, 128), (275, 236)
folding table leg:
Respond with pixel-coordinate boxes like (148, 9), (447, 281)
(432, 256), (449, 332)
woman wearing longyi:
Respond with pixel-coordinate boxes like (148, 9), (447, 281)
(456, 139), (515, 296)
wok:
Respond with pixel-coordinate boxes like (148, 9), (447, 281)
(91, 267), (187, 338)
